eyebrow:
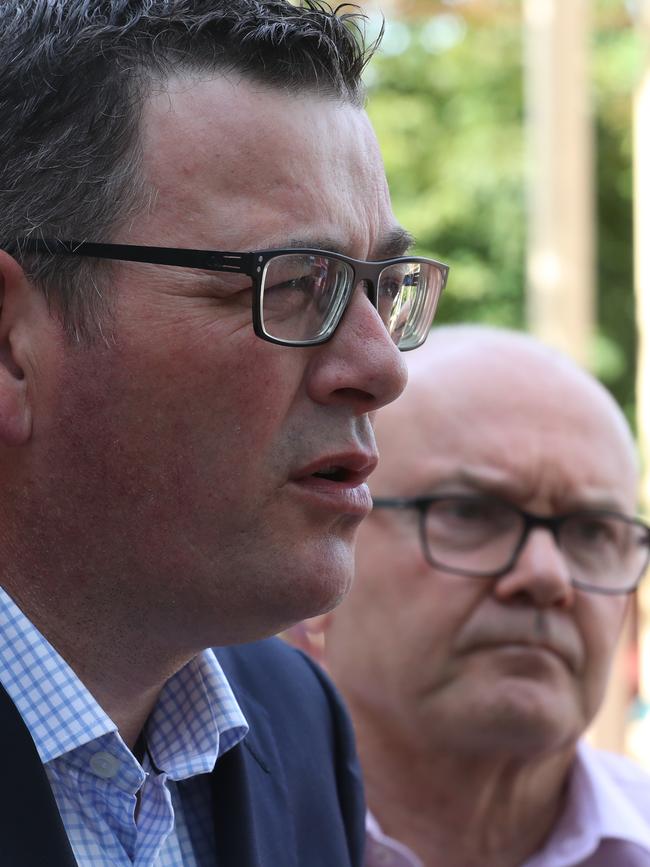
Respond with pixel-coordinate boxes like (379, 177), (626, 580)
(428, 471), (527, 500)
(431, 471), (631, 514)
(373, 227), (416, 259)
(282, 226), (416, 260)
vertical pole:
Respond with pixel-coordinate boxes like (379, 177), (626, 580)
(523, 0), (595, 367)
(524, 1), (633, 752)
(632, 0), (650, 769)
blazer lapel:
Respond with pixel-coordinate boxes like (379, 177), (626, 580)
(210, 689), (298, 867)
(0, 683), (77, 867)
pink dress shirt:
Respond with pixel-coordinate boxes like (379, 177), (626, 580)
(365, 741), (650, 866)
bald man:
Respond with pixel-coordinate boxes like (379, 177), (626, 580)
(295, 326), (650, 867)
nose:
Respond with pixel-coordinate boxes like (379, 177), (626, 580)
(493, 527), (575, 609)
(305, 283), (408, 414)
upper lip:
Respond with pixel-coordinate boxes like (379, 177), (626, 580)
(291, 451), (379, 484)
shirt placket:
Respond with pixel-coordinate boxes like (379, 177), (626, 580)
(133, 769), (176, 867)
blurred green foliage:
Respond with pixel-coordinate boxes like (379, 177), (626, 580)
(366, 10), (642, 423)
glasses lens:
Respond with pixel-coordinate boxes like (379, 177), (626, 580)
(260, 254), (353, 343)
(377, 261), (445, 351)
(560, 513), (650, 591)
(423, 496), (522, 575)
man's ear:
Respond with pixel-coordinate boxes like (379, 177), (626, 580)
(0, 250), (36, 447)
(284, 613), (333, 668)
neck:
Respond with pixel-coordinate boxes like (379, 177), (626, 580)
(359, 721), (575, 867)
(2, 576), (196, 749)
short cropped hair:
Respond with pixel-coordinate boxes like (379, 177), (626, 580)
(0, 1), (378, 340)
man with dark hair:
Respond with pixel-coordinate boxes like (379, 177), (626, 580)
(0, 2), (447, 864)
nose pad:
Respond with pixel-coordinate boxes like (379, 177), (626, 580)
(342, 278), (386, 335)
(355, 277), (377, 308)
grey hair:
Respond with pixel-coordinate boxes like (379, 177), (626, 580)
(0, 1), (380, 341)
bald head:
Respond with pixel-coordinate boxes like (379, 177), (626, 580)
(370, 325), (637, 506)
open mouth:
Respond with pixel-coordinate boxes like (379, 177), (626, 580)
(291, 451), (379, 490)
(311, 466), (351, 482)
(289, 457), (375, 515)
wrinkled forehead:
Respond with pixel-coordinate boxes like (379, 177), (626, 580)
(371, 337), (638, 509)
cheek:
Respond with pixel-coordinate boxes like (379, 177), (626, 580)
(124, 324), (302, 454)
(576, 596), (628, 703)
(355, 514), (423, 577)
(350, 536), (480, 686)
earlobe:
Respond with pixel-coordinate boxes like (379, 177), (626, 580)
(0, 252), (33, 447)
(285, 613), (332, 667)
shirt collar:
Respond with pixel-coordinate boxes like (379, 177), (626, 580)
(146, 647), (248, 780)
(365, 810), (424, 867)
(573, 741), (650, 851)
(0, 585), (248, 776)
(524, 740), (650, 865)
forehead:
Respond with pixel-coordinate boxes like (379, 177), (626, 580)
(372, 344), (638, 510)
(136, 72), (394, 254)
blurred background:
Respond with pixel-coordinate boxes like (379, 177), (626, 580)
(352, 0), (650, 766)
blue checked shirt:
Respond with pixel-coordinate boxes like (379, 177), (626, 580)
(0, 586), (248, 866)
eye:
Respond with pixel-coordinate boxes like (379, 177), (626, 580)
(262, 273), (314, 313)
(428, 497), (516, 535)
(262, 255), (337, 315)
(424, 496), (519, 554)
(380, 276), (403, 301)
(567, 515), (620, 549)
(266, 274), (311, 294)
(436, 498), (498, 524)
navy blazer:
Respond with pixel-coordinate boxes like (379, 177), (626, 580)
(0, 638), (365, 866)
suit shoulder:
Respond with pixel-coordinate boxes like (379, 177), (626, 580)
(214, 637), (341, 709)
(213, 638), (365, 866)
(213, 637), (358, 776)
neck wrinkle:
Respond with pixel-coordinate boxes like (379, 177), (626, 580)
(357, 714), (575, 867)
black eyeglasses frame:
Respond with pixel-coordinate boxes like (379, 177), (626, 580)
(11, 238), (449, 350)
(372, 494), (650, 595)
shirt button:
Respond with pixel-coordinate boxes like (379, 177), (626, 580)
(89, 751), (121, 779)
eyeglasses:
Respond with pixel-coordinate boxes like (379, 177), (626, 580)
(13, 238), (448, 350)
(372, 493), (650, 595)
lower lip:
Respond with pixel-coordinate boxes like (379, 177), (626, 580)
(478, 643), (566, 667)
(288, 477), (373, 517)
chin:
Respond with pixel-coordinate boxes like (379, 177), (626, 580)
(466, 699), (579, 758)
(297, 534), (355, 601)
(291, 561), (353, 620)
(430, 680), (582, 759)
(195, 534), (354, 645)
